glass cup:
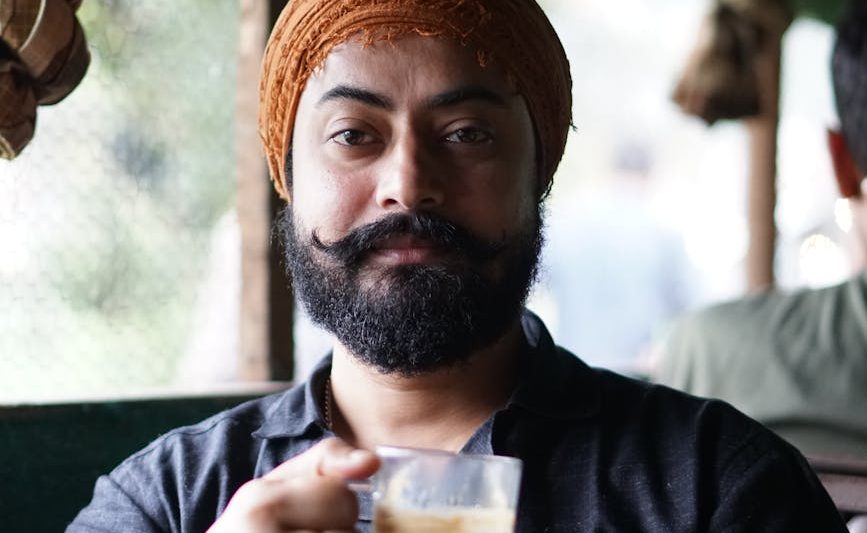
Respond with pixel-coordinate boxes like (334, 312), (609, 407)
(371, 446), (523, 533)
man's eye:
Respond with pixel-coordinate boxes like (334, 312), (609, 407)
(443, 128), (492, 144)
(331, 129), (373, 146)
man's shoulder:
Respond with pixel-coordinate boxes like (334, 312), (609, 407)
(594, 364), (763, 433)
(69, 383), (315, 532)
(660, 273), (867, 375)
(522, 353), (839, 528)
(669, 272), (867, 345)
(671, 290), (777, 338)
(553, 349), (767, 445)
(657, 287), (804, 379)
(116, 383), (307, 474)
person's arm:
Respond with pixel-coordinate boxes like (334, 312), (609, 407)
(709, 429), (847, 532)
(67, 438), (379, 533)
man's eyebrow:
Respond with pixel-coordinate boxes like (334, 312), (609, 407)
(316, 85), (393, 109)
(427, 85), (510, 109)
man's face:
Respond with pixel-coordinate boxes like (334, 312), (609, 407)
(282, 35), (542, 375)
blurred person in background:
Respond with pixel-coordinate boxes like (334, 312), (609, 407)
(656, 0), (867, 461)
(539, 140), (696, 374)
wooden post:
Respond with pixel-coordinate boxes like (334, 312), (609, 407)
(237, 0), (293, 381)
(744, 36), (782, 292)
(265, 0), (295, 381)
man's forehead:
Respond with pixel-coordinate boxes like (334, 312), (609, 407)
(305, 35), (517, 104)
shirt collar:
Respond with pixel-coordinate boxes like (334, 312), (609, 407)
(253, 310), (601, 440)
(508, 310), (602, 420)
(253, 354), (333, 440)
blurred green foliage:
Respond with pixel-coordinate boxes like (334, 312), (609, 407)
(794, 0), (846, 25)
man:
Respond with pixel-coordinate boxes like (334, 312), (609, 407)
(657, 0), (867, 461)
(69, 0), (846, 531)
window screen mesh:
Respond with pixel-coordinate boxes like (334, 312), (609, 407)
(0, 0), (240, 402)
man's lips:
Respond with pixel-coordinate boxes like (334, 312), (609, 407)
(369, 235), (447, 265)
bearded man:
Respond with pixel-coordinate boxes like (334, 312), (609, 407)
(69, 0), (846, 531)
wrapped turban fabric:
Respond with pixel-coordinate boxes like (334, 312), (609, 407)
(0, 0), (90, 159)
(259, 0), (572, 201)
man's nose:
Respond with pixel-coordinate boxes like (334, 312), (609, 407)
(375, 134), (445, 211)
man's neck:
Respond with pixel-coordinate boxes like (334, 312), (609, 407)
(327, 319), (524, 452)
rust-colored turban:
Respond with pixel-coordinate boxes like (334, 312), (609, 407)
(259, 0), (572, 201)
(0, 0), (90, 159)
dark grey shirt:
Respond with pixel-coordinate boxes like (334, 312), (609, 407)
(68, 312), (846, 532)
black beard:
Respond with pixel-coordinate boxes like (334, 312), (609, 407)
(277, 207), (543, 376)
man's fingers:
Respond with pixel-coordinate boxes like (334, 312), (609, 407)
(264, 438), (380, 482)
(263, 438), (354, 480)
(215, 475), (359, 531)
(211, 438), (379, 531)
(319, 448), (380, 479)
(270, 476), (358, 529)
(292, 531), (354, 533)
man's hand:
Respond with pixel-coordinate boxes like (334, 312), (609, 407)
(207, 438), (380, 532)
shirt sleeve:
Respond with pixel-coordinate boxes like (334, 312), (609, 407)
(66, 473), (166, 533)
(65, 419), (255, 533)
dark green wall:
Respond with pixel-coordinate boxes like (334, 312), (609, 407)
(0, 395), (267, 533)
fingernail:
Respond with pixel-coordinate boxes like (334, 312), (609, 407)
(345, 449), (373, 466)
(328, 449), (376, 472)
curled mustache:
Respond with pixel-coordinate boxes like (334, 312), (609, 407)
(310, 212), (507, 267)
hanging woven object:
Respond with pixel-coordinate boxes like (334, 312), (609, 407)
(671, 0), (794, 124)
(0, 0), (90, 159)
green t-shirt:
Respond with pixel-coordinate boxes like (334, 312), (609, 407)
(657, 271), (867, 459)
